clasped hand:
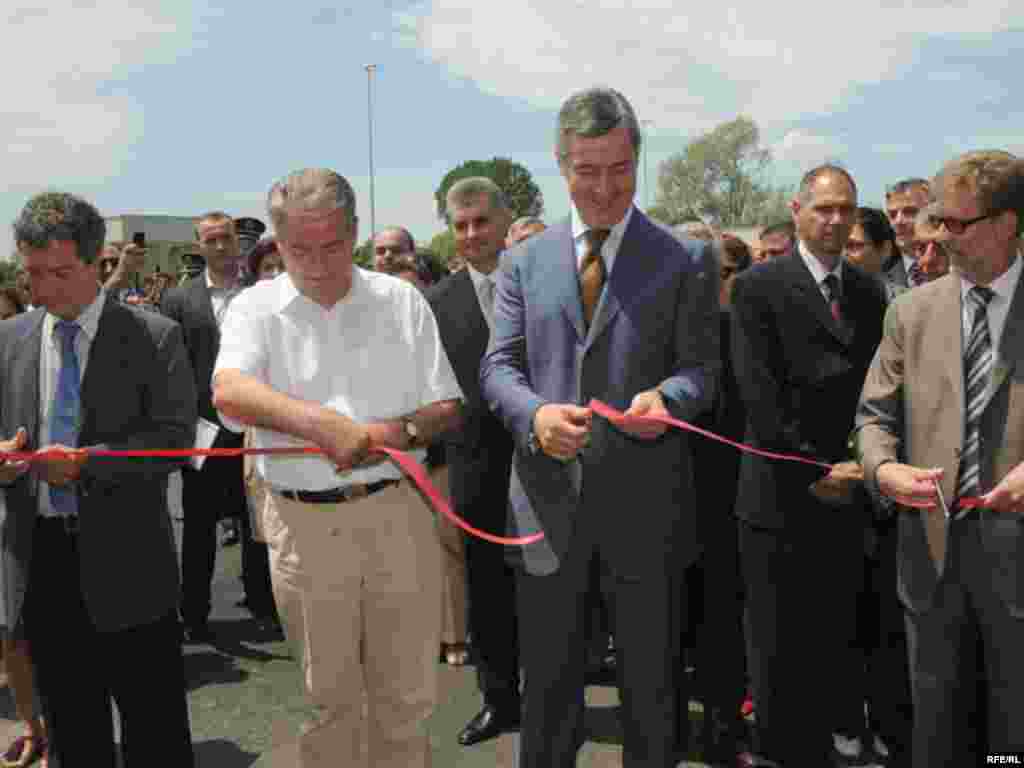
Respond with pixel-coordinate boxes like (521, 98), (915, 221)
(0, 429), (86, 486)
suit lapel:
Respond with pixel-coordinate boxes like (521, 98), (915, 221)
(191, 275), (217, 330)
(552, 221), (586, 343)
(10, 310), (44, 447)
(585, 214), (646, 350)
(783, 251), (849, 345)
(991, 270), (1024, 396)
(79, 297), (121, 442)
(451, 269), (490, 400)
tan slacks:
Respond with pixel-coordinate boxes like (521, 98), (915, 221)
(263, 480), (442, 768)
(428, 465), (468, 646)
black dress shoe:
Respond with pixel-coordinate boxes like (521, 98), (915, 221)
(457, 704), (521, 747)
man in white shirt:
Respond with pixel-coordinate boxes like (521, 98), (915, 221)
(857, 150), (1024, 766)
(212, 168), (463, 768)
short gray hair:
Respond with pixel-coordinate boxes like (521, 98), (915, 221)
(445, 177), (509, 222)
(510, 215), (544, 231)
(267, 168), (357, 234)
(13, 191), (106, 265)
(556, 87), (642, 166)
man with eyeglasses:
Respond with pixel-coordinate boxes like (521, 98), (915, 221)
(372, 226), (417, 272)
(856, 150), (1024, 766)
(884, 178), (932, 291)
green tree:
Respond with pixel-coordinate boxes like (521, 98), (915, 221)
(353, 237), (374, 269)
(655, 116), (788, 227)
(428, 230), (456, 268)
(0, 252), (20, 286)
(434, 158), (543, 222)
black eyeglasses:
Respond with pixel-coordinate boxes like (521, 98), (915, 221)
(935, 212), (995, 235)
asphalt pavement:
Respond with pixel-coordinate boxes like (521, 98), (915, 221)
(1, 471), (711, 767)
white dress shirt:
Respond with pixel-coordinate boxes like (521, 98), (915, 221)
(959, 250), (1023, 402)
(798, 239), (844, 301)
(38, 289), (106, 517)
(466, 262), (497, 333)
(214, 269), (463, 491)
(902, 254), (918, 284)
(206, 269), (240, 326)
(571, 203), (634, 276)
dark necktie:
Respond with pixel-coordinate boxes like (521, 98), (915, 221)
(955, 285), (995, 505)
(580, 228), (610, 327)
(823, 274), (844, 329)
(50, 320), (81, 517)
(908, 261), (924, 288)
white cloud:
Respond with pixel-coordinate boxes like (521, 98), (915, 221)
(396, 0), (1016, 133)
(771, 130), (847, 172)
(1, 3), (193, 186)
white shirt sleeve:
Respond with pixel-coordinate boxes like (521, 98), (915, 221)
(212, 291), (268, 433)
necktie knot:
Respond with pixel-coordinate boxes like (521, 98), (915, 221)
(582, 228), (611, 268)
(823, 274), (841, 301)
(908, 261), (924, 287)
(54, 319), (80, 347)
(969, 285), (995, 309)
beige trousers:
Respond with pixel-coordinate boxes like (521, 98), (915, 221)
(428, 465), (468, 646)
(263, 480), (442, 768)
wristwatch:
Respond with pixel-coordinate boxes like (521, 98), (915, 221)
(401, 415), (420, 449)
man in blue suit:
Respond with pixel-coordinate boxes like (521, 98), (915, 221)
(481, 87), (720, 767)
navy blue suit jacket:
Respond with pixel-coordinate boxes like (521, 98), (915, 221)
(480, 209), (720, 577)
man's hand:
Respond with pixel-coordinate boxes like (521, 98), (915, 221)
(533, 404), (592, 461)
(0, 428), (31, 485)
(311, 413), (371, 474)
(876, 462), (943, 509)
(809, 460), (864, 506)
(119, 243), (147, 275)
(619, 389), (670, 440)
(31, 444), (87, 486)
(979, 461), (1024, 514)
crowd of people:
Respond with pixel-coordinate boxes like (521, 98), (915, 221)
(1, 84), (1023, 768)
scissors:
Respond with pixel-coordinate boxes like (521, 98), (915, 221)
(932, 477), (958, 521)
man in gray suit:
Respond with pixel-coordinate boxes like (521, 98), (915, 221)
(0, 192), (197, 767)
(884, 177), (932, 293)
(480, 87), (720, 767)
(856, 150), (1024, 766)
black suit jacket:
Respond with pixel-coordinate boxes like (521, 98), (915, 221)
(160, 275), (229, 429)
(425, 269), (513, 531)
(730, 248), (886, 529)
(0, 299), (197, 632)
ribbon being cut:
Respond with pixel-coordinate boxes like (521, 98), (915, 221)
(1, 399), (978, 546)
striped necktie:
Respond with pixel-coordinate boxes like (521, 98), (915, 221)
(580, 228), (610, 327)
(955, 285), (995, 505)
(908, 261), (925, 288)
(50, 320), (81, 517)
(823, 274), (844, 329)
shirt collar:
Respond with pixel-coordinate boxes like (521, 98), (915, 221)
(466, 262), (496, 294)
(798, 239), (843, 286)
(272, 267), (365, 312)
(45, 288), (106, 342)
(959, 248), (1023, 304)
(571, 203), (634, 247)
(205, 268), (239, 293)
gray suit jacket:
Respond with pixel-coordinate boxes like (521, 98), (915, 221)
(480, 210), (720, 577)
(856, 273), (1024, 616)
(0, 298), (197, 632)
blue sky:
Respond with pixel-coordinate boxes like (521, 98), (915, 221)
(2, 1), (1021, 254)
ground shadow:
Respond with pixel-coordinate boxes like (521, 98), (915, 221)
(206, 619), (291, 662)
(194, 738), (260, 768)
(184, 650), (249, 691)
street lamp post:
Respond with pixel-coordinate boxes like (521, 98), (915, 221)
(365, 64), (377, 238)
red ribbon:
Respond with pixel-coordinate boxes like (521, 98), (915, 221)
(0, 444), (545, 548)
(0, 401), (984, 542)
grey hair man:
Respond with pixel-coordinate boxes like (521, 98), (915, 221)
(884, 177), (933, 289)
(212, 167), (463, 767)
(506, 216), (546, 248)
(481, 86), (720, 766)
(372, 225), (416, 272)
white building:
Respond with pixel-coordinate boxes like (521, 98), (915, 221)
(105, 214), (202, 277)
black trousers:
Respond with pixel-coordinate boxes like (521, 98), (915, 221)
(904, 514), (1024, 768)
(516, 524), (684, 768)
(180, 447), (246, 626)
(739, 509), (866, 766)
(22, 519), (193, 768)
(465, 532), (520, 709)
(238, 505), (276, 618)
(856, 521), (913, 766)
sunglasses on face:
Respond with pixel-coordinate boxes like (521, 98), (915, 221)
(935, 212), (996, 235)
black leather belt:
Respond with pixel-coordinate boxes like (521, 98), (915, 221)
(278, 479), (399, 505)
(37, 515), (79, 535)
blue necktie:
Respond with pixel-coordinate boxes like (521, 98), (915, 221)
(49, 320), (81, 517)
